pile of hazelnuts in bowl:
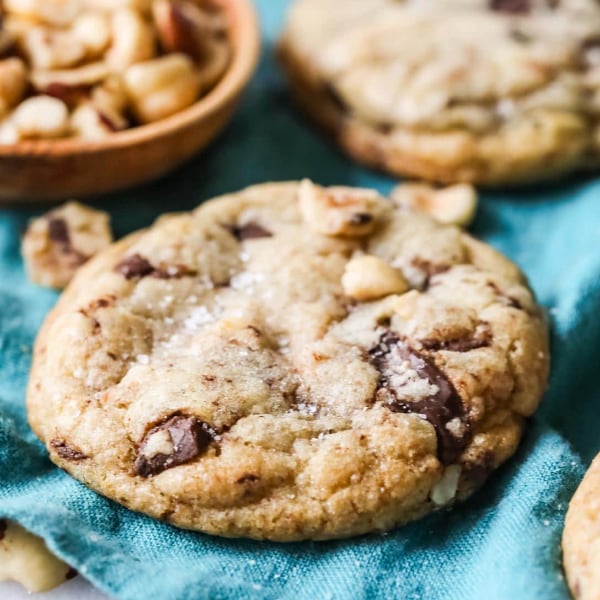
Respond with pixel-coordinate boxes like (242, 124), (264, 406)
(0, 0), (231, 143)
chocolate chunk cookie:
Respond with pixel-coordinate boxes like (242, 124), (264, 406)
(279, 0), (600, 185)
(563, 454), (600, 600)
(27, 181), (549, 541)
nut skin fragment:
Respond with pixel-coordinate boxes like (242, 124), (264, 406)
(124, 53), (200, 123)
(391, 183), (478, 228)
(298, 179), (387, 237)
(71, 102), (127, 140)
(342, 255), (409, 302)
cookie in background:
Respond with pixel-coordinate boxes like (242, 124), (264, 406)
(563, 454), (600, 600)
(279, 0), (600, 185)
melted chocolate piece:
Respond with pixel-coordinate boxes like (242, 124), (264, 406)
(225, 222), (273, 241)
(116, 254), (155, 279)
(48, 217), (70, 248)
(134, 413), (214, 477)
(369, 332), (471, 464)
(0, 518), (6, 541)
(50, 439), (88, 461)
(490, 0), (531, 13)
(420, 322), (492, 352)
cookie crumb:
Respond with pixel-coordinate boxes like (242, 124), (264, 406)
(22, 201), (112, 289)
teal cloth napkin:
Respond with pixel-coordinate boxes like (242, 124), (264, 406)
(1, 2), (599, 598)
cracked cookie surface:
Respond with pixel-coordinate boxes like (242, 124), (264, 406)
(27, 181), (549, 541)
(279, 0), (600, 185)
(563, 454), (600, 600)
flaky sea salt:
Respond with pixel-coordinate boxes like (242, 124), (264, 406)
(184, 306), (213, 330)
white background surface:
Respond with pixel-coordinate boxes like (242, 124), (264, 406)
(0, 577), (110, 599)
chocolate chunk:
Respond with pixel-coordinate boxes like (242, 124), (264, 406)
(411, 258), (450, 289)
(582, 37), (600, 51)
(50, 439), (88, 461)
(90, 297), (112, 309)
(349, 213), (373, 226)
(375, 122), (394, 135)
(369, 332), (471, 464)
(46, 217), (87, 265)
(0, 519), (6, 541)
(134, 413), (214, 477)
(65, 568), (78, 580)
(323, 82), (348, 113)
(48, 217), (70, 247)
(225, 222), (273, 241)
(489, 0), (530, 13)
(509, 28), (531, 43)
(116, 255), (195, 280)
(462, 451), (495, 489)
(152, 264), (197, 279)
(487, 281), (523, 310)
(505, 296), (523, 309)
(420, 322), (492, 352)
(236, 473), (260, 484)
(376, 315), (392, 328)
(116, 254), (155, 279)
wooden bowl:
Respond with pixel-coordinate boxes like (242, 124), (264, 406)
(0, 0), (260, 202)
